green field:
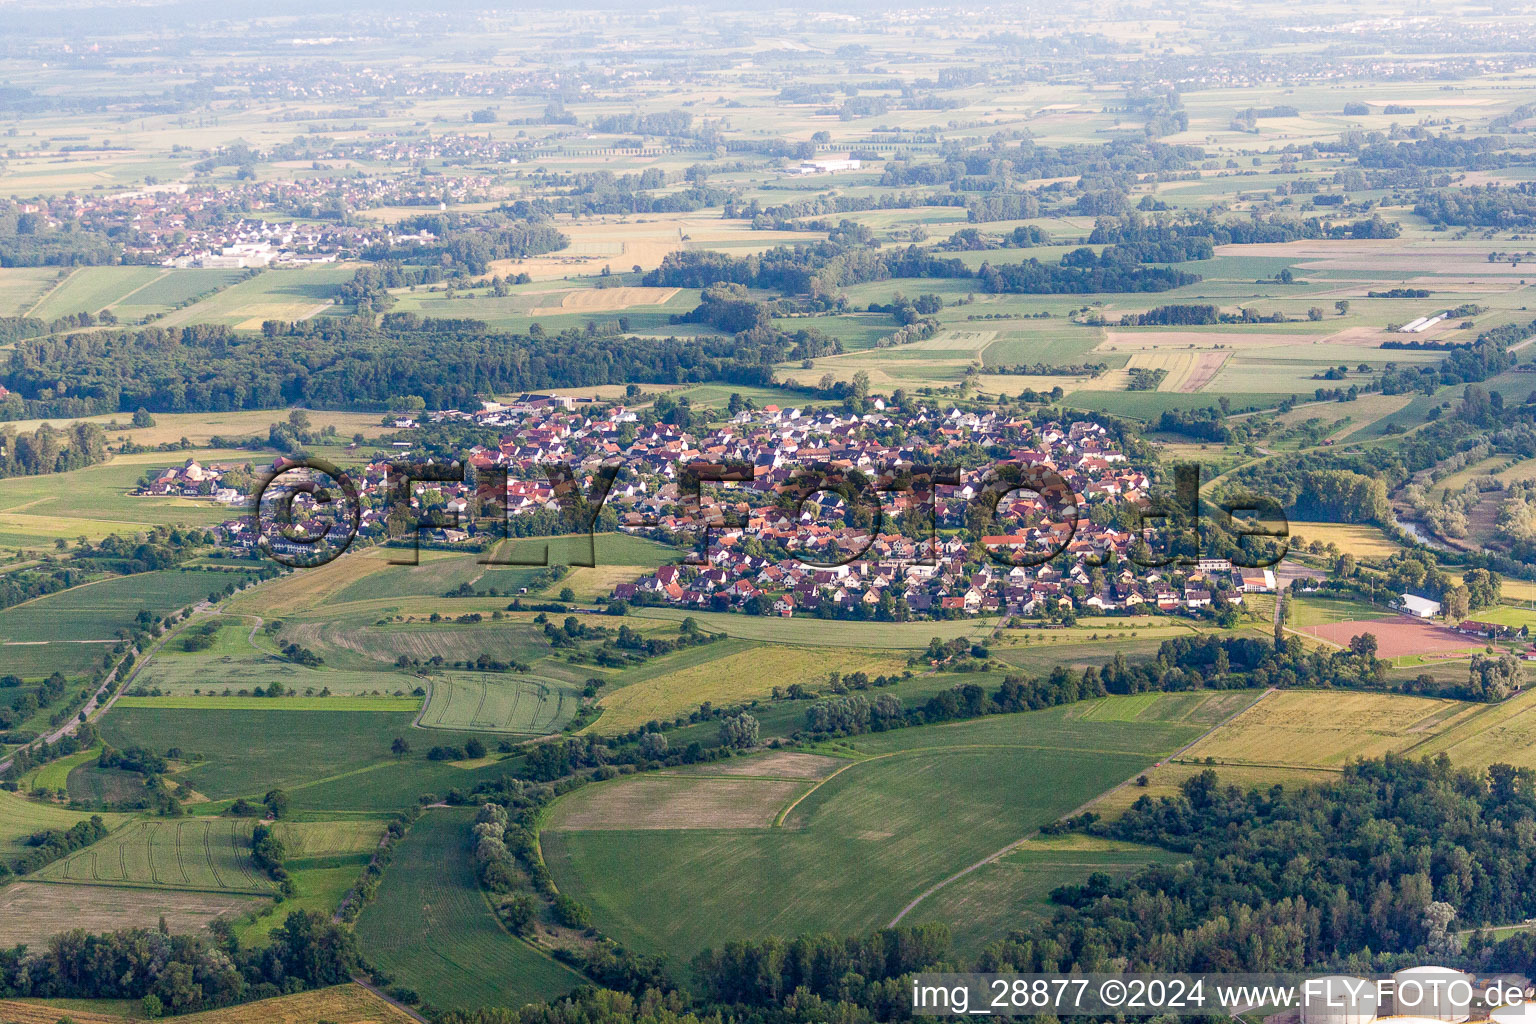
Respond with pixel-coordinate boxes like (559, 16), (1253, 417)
(355, 809), (583, 1010)
(543, 697), (1207, 961)
(96, 707), (504, 806)
(27, 266), (165, 320)
(33, 818), (274, 894)
(418, 673), (580, 734)
(626, 607), (997, 648)
(0, 569), (260, 644)
(0, 790), (130, 860)
(115, 696), (423, 711)
(905, 836), (1186, 956)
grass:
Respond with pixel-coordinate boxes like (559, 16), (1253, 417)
(30, 745), (103, 792)
(1414, 688), (1536, 772)
(1287, 594), (1397, 628)
(33, 818), (274, 894)
(153, 264), (359, 329)
(355, 808), (583, 1010)
(542, 698), (1203, 962)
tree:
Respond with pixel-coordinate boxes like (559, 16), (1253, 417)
(1336, 299), (1351, 315)
(719, 712), (760, 749)
(391, 737), (411, 760)
(132, 407), (156, 428)
(263, 788), (289, 819)
(465, 737), (486, 759)
(1442, 585), (1471, 624)
(1347, 632), (1378, 659)
(1308, 307), (1324, 321)
(639, 732), (669, 758)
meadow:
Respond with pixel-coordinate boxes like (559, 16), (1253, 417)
(0, 451), (266, 550)
(354, 809), (583, 1010)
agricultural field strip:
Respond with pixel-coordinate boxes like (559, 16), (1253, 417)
(34, 818), (273, 895)
(887, 687), (1274, 926)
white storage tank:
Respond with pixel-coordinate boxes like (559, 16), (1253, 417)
(1492, 1005), (1536, 1024)
(1300, 975), (1379, 1024)
(1391, 967), (1472, 1022)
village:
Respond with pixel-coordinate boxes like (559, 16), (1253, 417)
(155, 395), (1287, 621)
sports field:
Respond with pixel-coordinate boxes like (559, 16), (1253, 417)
(1296, 616), (1483, 659)
(355, 809), (583, 1010)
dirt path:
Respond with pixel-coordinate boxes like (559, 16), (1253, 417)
(885, 687), (1274, 928)
(0, 600), (215, 775)
(352, 976), (429, 1024)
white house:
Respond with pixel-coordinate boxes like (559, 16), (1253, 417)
(1400, 593), (1441, 619)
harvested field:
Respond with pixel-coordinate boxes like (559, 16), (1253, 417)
(1416, 689), (1536, 771)
(545, 775), (809, 831)
(0, 983), (417, 1024)
(1286, 521), (1404, 557)
(674, 751), (844, 780)
(1296, 616), (1482, 659)
(529, 286), (679, 314)
(590, 644), (908, 734)
(1180, 689), (1479, 770)
(0, 882), (263, 948)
